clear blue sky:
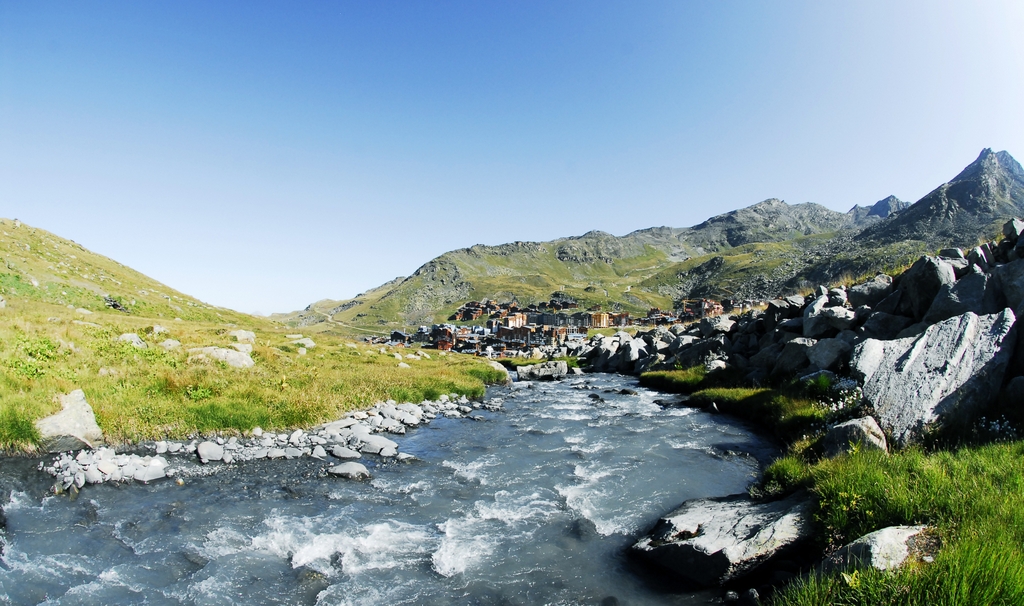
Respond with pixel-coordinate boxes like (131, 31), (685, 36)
(2, 1), (1022, 314)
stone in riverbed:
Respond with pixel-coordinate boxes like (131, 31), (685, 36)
(357, 434), (399, 455)
(311, 445), (327, 459)
(632, 491), (813, 587)
(196, 441), (224, 463)
(332, 446), (362, 459)
(328, 462), (370, 480)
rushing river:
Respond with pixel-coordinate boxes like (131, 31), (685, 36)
(0, 374), (776, 605)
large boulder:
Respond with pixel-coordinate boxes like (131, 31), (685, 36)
(803, 296), (833, 338)
(517, 360), (569, 381)
(822, 417), (888, 458)
(772, 338), (816, 376)
(851, 310), (1017, 446)
(848, 275), (893, 308)
(994, 258), (1024, 313)
(34, 390), (105, 452)
(860, 312), (913, 340)
(118, 333), (147, 349)
(675, 335), (728, 370)
(923, 267), (1001, 324)
(632, 492), (814, 587)
(807, 338), (853, 371)
(896, 256), (957, 321)
(699, 316), (735, 338)
(820, 526), (930, 574)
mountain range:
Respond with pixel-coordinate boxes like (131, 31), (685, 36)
(274, 149), (1024, 335)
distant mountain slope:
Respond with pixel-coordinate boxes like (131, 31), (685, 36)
(0, 218), (252, 323)
(282, 149), (1020, 334)
(860, 149), (1024, 247)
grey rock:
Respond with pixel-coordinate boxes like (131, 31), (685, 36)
(196, 441), (224, 463)
(924, 266), (1001, 324)
(807, 338), (852, 371)
(851, 310), (1017, 445)
(159, 339), (181, 350)
(669, 335), (700, 355)
(675, 335), (728, 370)
(699, 316), (735, 338)
(284, 447), (302, 459)
(332, 446), (362, 459)
(358, 434), (399, 455)
(860, 312), (913, 340)
(311, 445), (327, 459)
(188, 347), (255, 369)
(228, 329), (257, 344)
(993, 258), (1024, 314)
(822, 417), (888, 458)
(803, 296), (833, 338)
(938, 248), (965, 260)
(772, 338), (817, 376)
(632, 492), (813, 587)
(118, 333), (147, 349)
(897, 256), (957, 321)
(820, 525), (929, 574)
(267, 448), (286, 459)
(327, 462), (370, 480)
(84, 467), (104, 484)
(134, 465), (166, 483)
(35, 390), (105, 452)
(827, 287), (848, 307)
(822, 306), (857, 331)
(291, 337), (316, 349)
(517, 360), (570, 381)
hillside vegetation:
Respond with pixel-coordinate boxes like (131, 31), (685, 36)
(281, 149), (1024, 336)
(0, 219), (505, 451)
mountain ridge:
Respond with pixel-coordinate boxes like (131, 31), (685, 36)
(278, 149), (1022, 334)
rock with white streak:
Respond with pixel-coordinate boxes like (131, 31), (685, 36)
(851, 309), (1017, 446)
(632, 492), (814, 587)
(35, 390), (105, 452)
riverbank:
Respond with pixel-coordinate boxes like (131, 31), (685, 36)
(0, 374), (775, 605)
(0, 299), (507, 452)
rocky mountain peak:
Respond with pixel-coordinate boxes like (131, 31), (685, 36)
(952, 148), (1024, 183)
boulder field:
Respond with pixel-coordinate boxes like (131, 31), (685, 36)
(626, 218), (1024, 589)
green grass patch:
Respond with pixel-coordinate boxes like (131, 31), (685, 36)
(639, 366), (709, 393)
(773, 442), (1024, 605)
(689, 386), (824, 443)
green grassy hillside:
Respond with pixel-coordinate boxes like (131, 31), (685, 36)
(0, 219), (506, 451)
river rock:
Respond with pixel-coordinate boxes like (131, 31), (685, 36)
(517, 360), (569, 381)
(196, 441), (225, 463)
(819, 525), (930, 574)
(332, 446), (362, 459)
(35, 390), (105, 452)
(851, 309), (1017, 445)
(632, 492), (813, 587)
(328, 462), (370, 480)
(357, 434), (399, 455)
(822, 417), (888, 457)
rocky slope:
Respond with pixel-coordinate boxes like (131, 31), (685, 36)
(282, 150), (1022, 334)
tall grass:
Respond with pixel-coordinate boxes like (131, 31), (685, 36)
(772, 443), (1024, 605)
